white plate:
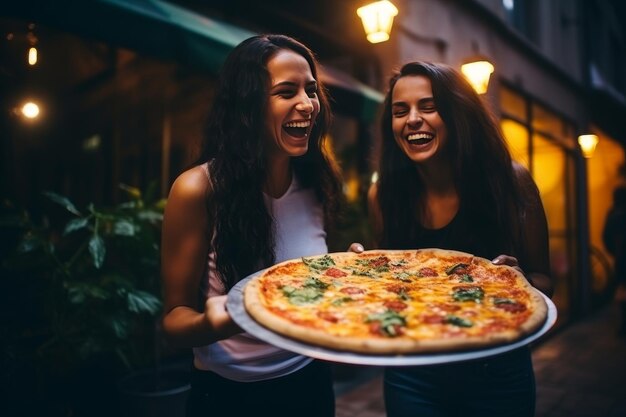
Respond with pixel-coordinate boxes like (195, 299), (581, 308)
(227, 271), (557, 366)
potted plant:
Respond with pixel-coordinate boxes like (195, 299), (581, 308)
(1, 183), (189, 417)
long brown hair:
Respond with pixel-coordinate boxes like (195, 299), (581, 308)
(377, 62), (526, 261)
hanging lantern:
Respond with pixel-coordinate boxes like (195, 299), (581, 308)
(461, 58), (494, 94)
(578, 134), (599, 158)
(357, 1), (399, 44)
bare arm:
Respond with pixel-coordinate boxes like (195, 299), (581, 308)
(367, 182), (383, 249)
(161, 166), (240, 348)
(494, 164), (553, 297)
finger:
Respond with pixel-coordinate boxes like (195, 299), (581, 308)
(491, 255), (519, 266)
(348, 242), (365, 253)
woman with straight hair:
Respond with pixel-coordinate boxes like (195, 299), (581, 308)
(369, 61), (553, 417)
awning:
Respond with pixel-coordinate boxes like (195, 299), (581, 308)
(6, 0), (383, 122)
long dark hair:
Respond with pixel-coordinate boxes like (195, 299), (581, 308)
(378, 62), (525, 260)
(198, 34), (341, 290)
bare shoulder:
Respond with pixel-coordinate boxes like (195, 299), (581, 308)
(163, 165), (213, 229)
(168, 165), (212, 202)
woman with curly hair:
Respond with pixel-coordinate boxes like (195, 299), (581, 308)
(368, 61), (553, 417)
(161, 34), (342, 417)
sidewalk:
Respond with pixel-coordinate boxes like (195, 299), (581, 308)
(335, 303), (626, 417)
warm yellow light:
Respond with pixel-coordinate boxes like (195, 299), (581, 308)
(461, 60), (494, 94)
(357, 1), (398, 44)
(578, 134), (599, 158)
(21, 102), (40, 119)
(28, 47), (38, 65)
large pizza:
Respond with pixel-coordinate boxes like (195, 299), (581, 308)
(243, 249), (548, 354)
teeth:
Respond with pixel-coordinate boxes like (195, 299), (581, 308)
(284, 121), (311, 128)
(407, 133), (433, 141)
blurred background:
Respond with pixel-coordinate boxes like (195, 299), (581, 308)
(1, 1), (625, 416)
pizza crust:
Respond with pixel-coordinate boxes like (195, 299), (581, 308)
(243, 249), (549, 354)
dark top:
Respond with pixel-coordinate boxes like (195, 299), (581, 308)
(408, 210), (501, 261)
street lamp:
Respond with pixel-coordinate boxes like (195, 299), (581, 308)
(578, 134), (599, 158)
(21, 101), (40, 119)
(461, 58), (494, 94)
(357, 0), (398, 44)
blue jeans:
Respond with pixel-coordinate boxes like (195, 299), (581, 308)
(384, 348), (535, 417)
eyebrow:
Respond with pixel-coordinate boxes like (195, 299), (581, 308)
(271, 80), (317, 89)
(392, 97), (435, 107)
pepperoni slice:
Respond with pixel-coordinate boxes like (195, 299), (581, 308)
(385, 284), (408, 294)
(371, 256), (390, 267)
(384, 300), (408, 312)
(340, 286), (365, 295)
(422, 314), (445, 324)
(495, 302), (527, 313)
(368, 322), (382, 335)
(419, 267), (437, 277)
(317, 311), (339, 323)
(324, 267), (348, 278)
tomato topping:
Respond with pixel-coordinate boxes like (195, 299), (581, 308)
(422, 314), (445, 324)
(419, 267), (437, 277)
(385, 284), (408, 294)
(383, 300), (408, 312)
(371, 256), (390, 267)
(495, 302), (527, 313)
(317, 311), (339, 323)
(340, 286), (365, 295)
(324, 267), (348, 278)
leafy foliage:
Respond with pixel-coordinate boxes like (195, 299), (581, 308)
(1, 183), (166, 374)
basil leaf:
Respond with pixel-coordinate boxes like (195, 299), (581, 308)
(493, 297), (516, 304)
(459, 274), (474, 283)
(331, 297), (353, 306)
(366, 310), (407, 336)
(302, 255), (335, 271)
(393, 272), (413, 282)
(445, 315), (473, 327)
(303, 277), (329, 290)
(446, 263), (469, 275)
(452, 286), (484, 302)
(282, 287), (324, 305)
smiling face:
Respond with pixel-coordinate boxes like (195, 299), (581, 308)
(264, 49), (320, 159)
(391, 75), (448, 165)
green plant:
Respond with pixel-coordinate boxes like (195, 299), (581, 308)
(2, 184), (166, 375)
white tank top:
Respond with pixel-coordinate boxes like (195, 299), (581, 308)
(193, 174), (328, 382)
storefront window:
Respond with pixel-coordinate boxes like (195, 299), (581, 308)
(501, 119), (530, 169)
(499, 84), (578, 321)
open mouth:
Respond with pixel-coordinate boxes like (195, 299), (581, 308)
(407, 132), (434, 145)
(283, 120), (311, 139)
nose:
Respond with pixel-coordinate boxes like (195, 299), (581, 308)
(407, 109), (423, 127)
(296, 94), (314, 114)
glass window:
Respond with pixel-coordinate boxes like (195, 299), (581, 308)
(499, 85), (578, 323)
(533, 132), (571, 319)
(500, 85), (526, 122)
(501, 118), (529, 168)
(532, 103), (565, 142)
